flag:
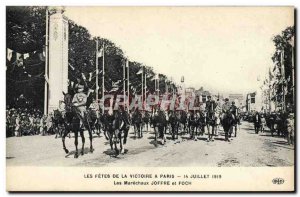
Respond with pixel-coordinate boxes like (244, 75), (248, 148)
(181, 76), (184, 82)
(110, 86), (119, 92)
(112, 81), (121, 88)
(69, 63), (75, 71)
(23, 53), (29, 60)
(97, 48), (103, 58)
(146, 73), (153, 78)
(16, 53), (23, 67)
(89, 72), (92, 81)
(7, 48), (13, 61)
(136, 68), (143, 75)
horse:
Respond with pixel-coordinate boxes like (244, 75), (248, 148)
(53, 109), (66, 138)
(231, 113), (240, 137)
(86, 108), (101, 136)
(62, 92), (94, 158)
(168, 111), (179, 140)
(204, 111), (218, 142)
(142, 111), (151, 132)
(188, 111), (198, 140)
(221, 111), (234, 142)
(105, 109), (130, 156)
(132, 109), (143, 138)
(151, 109), (167, 145)
(177, 110), (188, 135)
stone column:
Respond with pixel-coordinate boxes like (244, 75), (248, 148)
(48, 9), (68, 113)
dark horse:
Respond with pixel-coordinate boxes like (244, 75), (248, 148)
(205, 111), (218, 142)
(132, 109), (143, 138)
(168, 111), (179, 140)
(103, 109), (130, 156)
(221, 111), (234, 142)
(53, 109), (66, 139)
(142, 111), (151, 132)
(62, 92), (94, 158)
(151, 108), (167, 145)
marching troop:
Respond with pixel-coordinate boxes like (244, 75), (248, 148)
(6, 83), (294, 158)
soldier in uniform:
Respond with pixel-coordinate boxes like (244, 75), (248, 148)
(221, 98), (232, 125)
(205, 96), (216, 117)
(72, 84), (88, 129)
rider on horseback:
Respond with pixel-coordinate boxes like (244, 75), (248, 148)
(205, 95), (217, 142)
(72, 84), (89, 130)
(230, 101), (238, 121)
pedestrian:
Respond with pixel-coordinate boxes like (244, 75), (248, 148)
(253, 112), (261, 134)
(260, 114), (266, 133)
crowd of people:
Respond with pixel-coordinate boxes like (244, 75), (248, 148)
(6, 108), (55, 137)
(242, 110), (294, 145)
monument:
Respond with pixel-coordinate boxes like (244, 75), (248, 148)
(47, 7), (69, 113)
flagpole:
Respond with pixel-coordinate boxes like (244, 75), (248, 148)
(142, 66), (144, 109)
(123, 59), (126, 108)
(154, 76), (157, 96)
(127, 59), (129, 112)
(95, 39), (99, 103)
(157, 75), (160, 98)
(102, 43), (105, 113)
(281, 50), (285, 112)
(292, 46), (295, 111)
(144, 70), (147, 105)
(44, 8), (49, 115)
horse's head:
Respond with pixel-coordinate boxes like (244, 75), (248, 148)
(63, 91), (72, 106)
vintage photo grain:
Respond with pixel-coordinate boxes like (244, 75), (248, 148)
(6, 6), (295, 191)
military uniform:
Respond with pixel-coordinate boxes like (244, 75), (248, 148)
(205, 100), (216, 115)
(72, 92), (88, 118)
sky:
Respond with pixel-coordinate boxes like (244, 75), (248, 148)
(64, 7), (294, 95)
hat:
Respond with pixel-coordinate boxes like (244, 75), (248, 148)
(225, 98), (229, 101)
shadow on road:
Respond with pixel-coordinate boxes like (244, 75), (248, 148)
(65, 147), (92, 158)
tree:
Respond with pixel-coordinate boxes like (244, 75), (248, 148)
(271, 26), (295, 111)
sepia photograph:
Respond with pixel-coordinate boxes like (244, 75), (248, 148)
(5, 6), (295, 192)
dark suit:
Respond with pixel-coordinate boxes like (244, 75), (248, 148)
(253, 114), (261, 134)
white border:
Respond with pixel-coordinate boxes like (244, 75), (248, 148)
(1, 0), (298, 196)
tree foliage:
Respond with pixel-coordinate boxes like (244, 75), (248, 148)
(270, 26), (295, 111)
(6, 6), (175, 110)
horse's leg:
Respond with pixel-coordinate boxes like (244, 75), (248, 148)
(80, 130), (85, 155)
(109, 132), (113, 150)
(140, 124), (143, 138)
(122, 129), (128, 154)
(114, 134), (119, 156)
(211, 126), (215, 141)
(234, 125), (237, 137)
(134, 124), (136, 137)
(54, 126), (58, 138)
(206, 125), (210, 141)
(62, 127), (69, 154)
(224, 128), (229, 141)
(85, 119), (94, 153)
(74, 131), (79, 158)
(119, 132), (124, 154)
(154, 126), (157, 142)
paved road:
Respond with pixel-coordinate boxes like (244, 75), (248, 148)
(6, 121), (294, 167)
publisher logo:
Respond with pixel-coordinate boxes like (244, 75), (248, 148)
(272, 178), (285, 185)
